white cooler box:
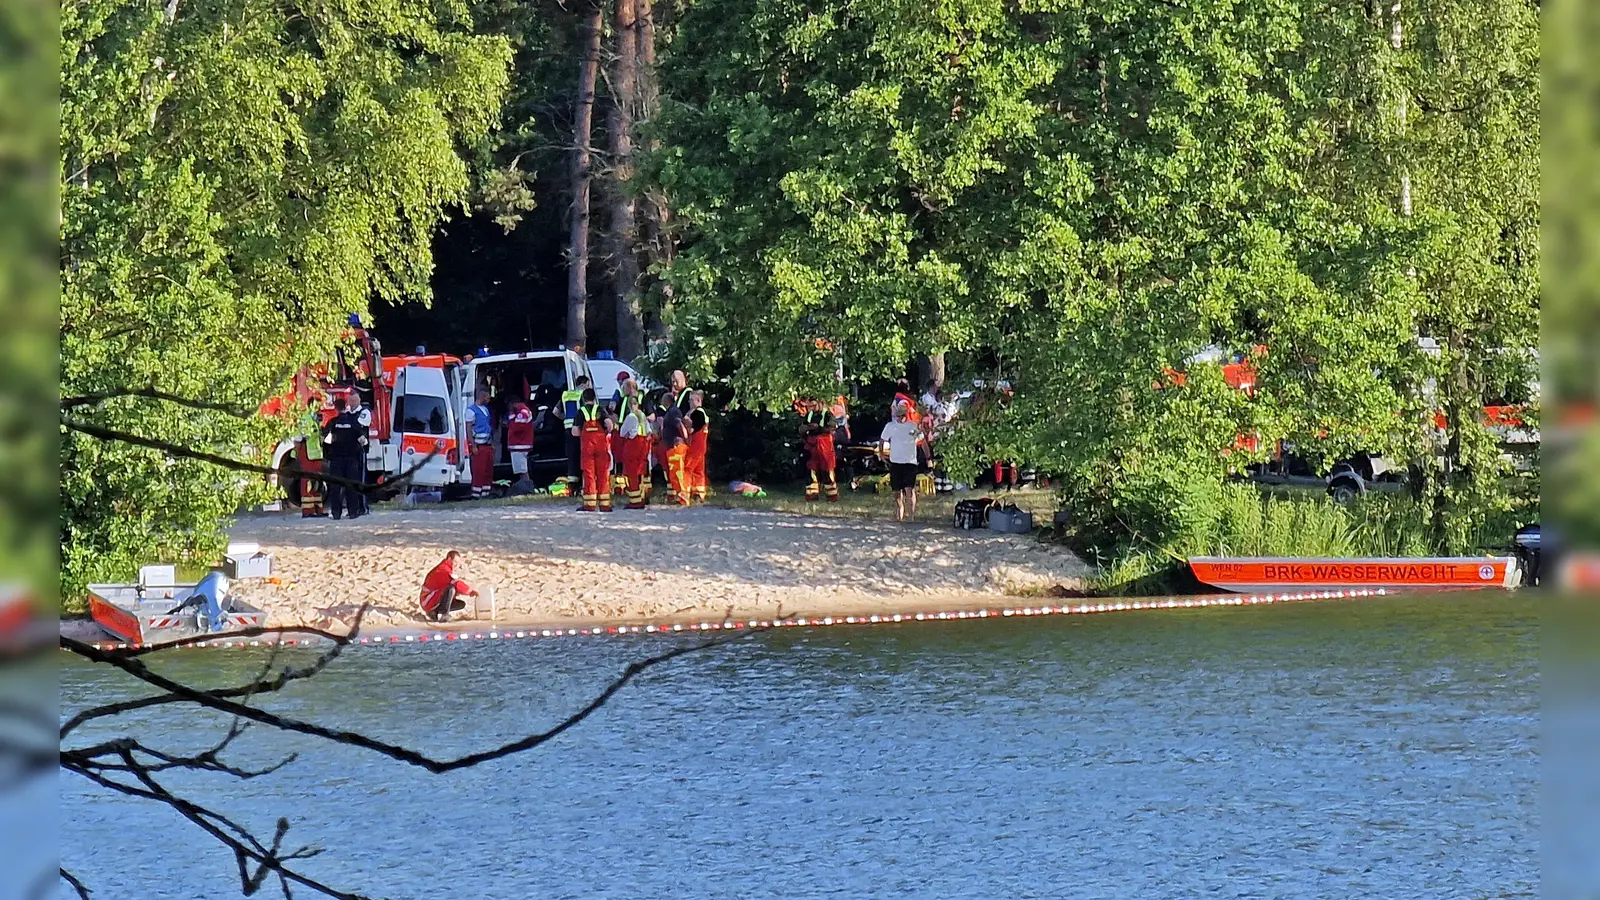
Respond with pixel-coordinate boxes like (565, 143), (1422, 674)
(224, 542), (273, 579)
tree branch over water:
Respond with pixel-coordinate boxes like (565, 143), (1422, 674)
(56, 608), (782, 899)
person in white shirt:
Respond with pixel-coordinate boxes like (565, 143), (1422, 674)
(879, 400), (925, 521)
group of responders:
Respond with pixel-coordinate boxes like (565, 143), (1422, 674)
(69, 589), (1390, 651)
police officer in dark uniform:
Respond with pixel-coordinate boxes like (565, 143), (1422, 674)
(321, 394), (367, 520)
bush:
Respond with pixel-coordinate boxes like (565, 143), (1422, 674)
(1088, 485), (1435, 595)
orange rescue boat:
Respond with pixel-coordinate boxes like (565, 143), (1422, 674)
(1189, 556), (1521, 593)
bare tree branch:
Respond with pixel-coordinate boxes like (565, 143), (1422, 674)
(60, 386), (257, 417)
(64, 751), (367, 900)
(61, 623), (767, 773)
(61, 617), (366, 738)
(59, 599), (783, 899)
(60, 417), (438, 494)
(58, 868), (90, 900)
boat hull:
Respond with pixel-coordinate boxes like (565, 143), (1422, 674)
(87, 585), (266, 645)
(1188, 556), (1520, 594)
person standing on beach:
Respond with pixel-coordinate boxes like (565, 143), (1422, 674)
(419, 550), (478, 622)
(573, 388), (615, 512)
(799, 398), (840, 502)
(880, 400), (924, 521)
(320, 394), (367, 520)
(618, 378), (651, 509)
(505, 394), (535, 485)
(467, 389), (495, 499)
(347, 393), (373, 517)
(669, 369), (692, 412)
(561, 375), (590, 486)
(295, 401), (327, 518)
(659, 393), (691, 506)
(685, 390), (711, 504)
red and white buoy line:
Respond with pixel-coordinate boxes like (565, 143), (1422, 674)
(65, 588), (1392, 652)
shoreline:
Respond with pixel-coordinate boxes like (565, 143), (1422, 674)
(61, 587), (1406, 650)
(218, 501), (1093, 632)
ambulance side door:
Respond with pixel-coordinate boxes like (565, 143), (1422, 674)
(456, 361), (475, 478)
(384, 366), (408, 476)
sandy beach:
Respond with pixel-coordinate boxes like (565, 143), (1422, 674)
(225, 503), (1093, 631)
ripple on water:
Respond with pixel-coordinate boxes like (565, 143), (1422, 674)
(59, 593), (1537, 899)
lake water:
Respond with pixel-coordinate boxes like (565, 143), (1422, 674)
(60, 593), (1538, 899)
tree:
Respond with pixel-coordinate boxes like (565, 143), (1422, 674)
(650, 0), (1536, 552)
(1387, 0), (1539, 550)
(59, 0), (510, 598)
(654, 0), (1404, 541)
(610, 0), (647, 361)
(566, 3), (603, 351)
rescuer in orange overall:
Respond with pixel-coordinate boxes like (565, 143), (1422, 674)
(685, 390), (711, 503)
(660, 393), (691, 506)
(799, 398), (840, 502)
(572, 388), (615, 512)
(617, 378), (651, 509)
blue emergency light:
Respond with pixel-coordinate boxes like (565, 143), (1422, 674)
(595, 350), (614, 360)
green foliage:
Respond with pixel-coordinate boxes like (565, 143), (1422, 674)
(60, 0), (510, 599)
(654, 0), (1537, 550)
(1, 0), (59, 602)
(1089, 486), (1435, 594)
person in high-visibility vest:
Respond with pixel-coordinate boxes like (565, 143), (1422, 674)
(617, 378), (651, 509)
(659, 390), (691, 506)
(669, 369), (692, 412)
(295, 403), (327, 517)
(799, 398), (840, 502)
(685, 390), (711, 503)
(573, 387), (615, 512)
(561, 375), (590, 485)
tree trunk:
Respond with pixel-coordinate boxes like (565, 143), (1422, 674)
(1390, 0), (1412, 217)
(636, 0), (673, 341)
(566, 4), (603, 352)
(917, 353), (946, 392)
(611, 0), (644, 361)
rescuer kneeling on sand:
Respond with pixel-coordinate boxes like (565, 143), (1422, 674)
(419, 550), (479, 622)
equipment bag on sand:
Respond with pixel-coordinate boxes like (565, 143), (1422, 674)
(988, 503), (1034, 534)
(954, 497), (996, 530)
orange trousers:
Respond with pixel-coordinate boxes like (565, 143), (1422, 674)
(622, 436), (651, 509)
(805, 435), (839, 502)
(665, 443), (691, 506)
(581, 434), (613, 511)
(296, 445), (324, 516)
(686, 430), (709, 502)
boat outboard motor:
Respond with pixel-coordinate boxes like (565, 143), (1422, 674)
(167, 570), (232, 632)
(1512, 522), (1541, 587)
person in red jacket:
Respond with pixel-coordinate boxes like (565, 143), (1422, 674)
(505, 394), (535, 483)
(573, 388), (615, 511)
(419, 551), (478, 622)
